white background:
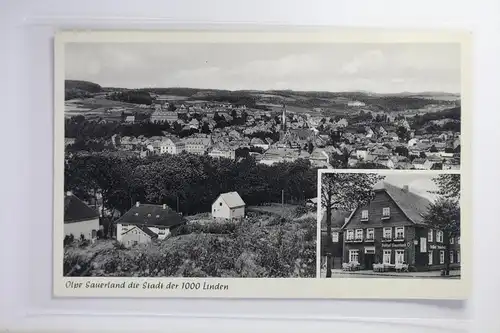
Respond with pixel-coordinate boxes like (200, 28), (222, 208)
(1, 0), (499, 332)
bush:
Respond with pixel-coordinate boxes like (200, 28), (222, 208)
(64, 215), (316, 278)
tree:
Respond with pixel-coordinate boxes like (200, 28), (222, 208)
(423, 198), (460, 275)
(432, 174), (460, 200)
(397, 126), (410, 142)
(321, 173), (384, 277)
(168, 103), (177, 112)
(423, 174), (460, 275)
(394, 146), (409, 157)
(201, 122), (211, 134)
(306, 141), (314, 154)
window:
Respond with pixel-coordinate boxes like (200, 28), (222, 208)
(346, 229), (354, 240)
(382, 207), (390, 218)
(219, 202), (222, 206)
(361, 210), (369, 221)
(428, 229), (433, 242)
(395, 227), (405, 239)
(450, 237), (454, 244)
(428, 251), (433, 265)
(457, 237), (460, 245)
(450, 251), (454, 264)
(355, 229), (363, 240)
(437, 231), (444, 243)
(349, 249), (359, 263)
(439, 250), (445, 264)
(383, 227), (392, 239)
(457, 250), (461, 263)
(395, 250), (405, 264)
(383, 250), (392, 264)
(331, 232), (339, 243)
(366, 228), (374, 240)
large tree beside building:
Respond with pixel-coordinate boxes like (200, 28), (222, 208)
(424, 174), (461, 276)
(321, 173), (384, 277)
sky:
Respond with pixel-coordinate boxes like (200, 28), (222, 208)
(381, 174), (439, 202)
(65, 42), (461, 94)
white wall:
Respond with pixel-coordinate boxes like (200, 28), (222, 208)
(230, 207), (245, 219)
(212, 197), (231, 219)
(64, 218), (99, 240)
(121, 227), (152, 247)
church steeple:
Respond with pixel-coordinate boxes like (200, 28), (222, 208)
(281, 103), (287, 132)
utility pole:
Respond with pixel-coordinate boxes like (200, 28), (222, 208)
(177, 195), (180, 213)
(281, 189), (284, 208)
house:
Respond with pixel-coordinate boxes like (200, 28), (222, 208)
(208, 147), (236, 160)
(212, 192), (246, 220)
(64, 192), (99, 241)
(183, 137), (211, 155)
(150, 110), (178, 123)
(155, 137), (185, 155)
(306, 197), (318, 208)
(320, 209), (351, 269)
(114, 202), (186, 247)
(340, 182), (460, 271)
(412, 158), (427, 170)
(125, 116), (135, 123)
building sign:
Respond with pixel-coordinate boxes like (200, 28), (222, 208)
(381, 243), (407, 248)
(420, 237), (427, 253)
(429, 244), (446, 250)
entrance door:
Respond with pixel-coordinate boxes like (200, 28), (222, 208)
(365, 253), (375, 270)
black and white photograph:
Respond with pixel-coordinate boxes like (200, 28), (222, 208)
(320, 170), (461, 279)
(54, 30), (470, 299)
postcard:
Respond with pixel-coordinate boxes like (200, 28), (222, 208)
(54, 30), (471, 299)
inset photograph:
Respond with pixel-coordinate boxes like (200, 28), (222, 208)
(319, 170), (461, 279)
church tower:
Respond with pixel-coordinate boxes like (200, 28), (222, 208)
(281, 103), (287, 132)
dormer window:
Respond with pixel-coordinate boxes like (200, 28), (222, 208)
(361, 210), (369, 221)
(382, 207), (390, 219)
(134, 213), (139, 216)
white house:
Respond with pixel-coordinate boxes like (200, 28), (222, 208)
(114, 202), (187, 247)
(154, 137), (185, 155)
(64, 192), (100, 241)
(212, 192), (246, 220)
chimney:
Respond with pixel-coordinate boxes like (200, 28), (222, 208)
(136, 201), (140, 207)
(163, 204), (167, 210)
(402, 185), (409, 192)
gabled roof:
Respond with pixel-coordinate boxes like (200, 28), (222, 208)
(216, 191), (246, 208)
(341, 182), (433, 228)
(374, 182), (432, 225)
(114, 204), (186, 228)
(64, 193), (99, 223)
(122, 225), (159, 239)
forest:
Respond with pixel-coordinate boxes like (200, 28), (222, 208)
(64, 152), (318, 217)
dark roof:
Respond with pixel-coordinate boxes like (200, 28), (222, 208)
(374, 182), (432, 225)
(114, 204), (187, 228)
(321, 209), (351, 230)
(122, 225), (159, 239)
(64, 193), (99, 223)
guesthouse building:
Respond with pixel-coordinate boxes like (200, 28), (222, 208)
(341, 182), (460, 271)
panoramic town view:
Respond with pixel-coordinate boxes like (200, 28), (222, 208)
(62, 42), (461, 278)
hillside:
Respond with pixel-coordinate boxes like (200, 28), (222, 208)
(65, 80), (102, 93)
(63, 211), (316, 278)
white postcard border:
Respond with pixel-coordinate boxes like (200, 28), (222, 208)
(54, 29), (472, 299)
